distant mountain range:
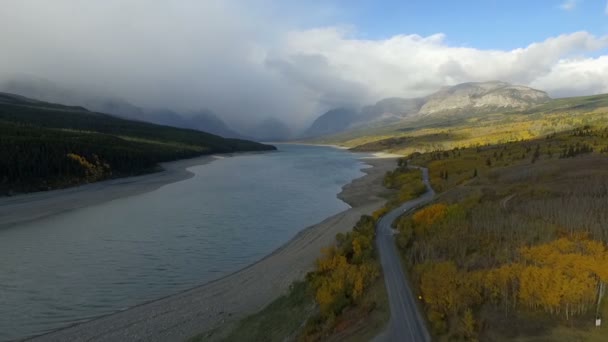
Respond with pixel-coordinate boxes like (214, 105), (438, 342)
(88, 98), (248, 139)
(1, 77), (553, 141)
(305, 81), (551, 137)
(0, 77), (294, 141)
(305, 108), (359, 137)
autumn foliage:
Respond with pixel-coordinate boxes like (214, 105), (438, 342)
(66, 153), (111, 182)
(398, 196), (608, 339)
(412, 203), (448, 227)
(308, 216), (379, 318)
(383, 165), (427, 207)
(371, 207), (389, 221)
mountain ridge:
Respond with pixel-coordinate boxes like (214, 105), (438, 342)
(305, 81), (551, 138)
(418, 81), (550, 116)
(0, 77), (251, 140)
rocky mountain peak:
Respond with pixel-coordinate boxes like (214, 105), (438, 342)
(418, 81), (550, 116)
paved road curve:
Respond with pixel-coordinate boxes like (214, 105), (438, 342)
(375, 166), (435, 342)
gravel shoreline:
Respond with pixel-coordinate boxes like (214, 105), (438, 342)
(24, 156), (397, 342)
(0, 155), (217, 230)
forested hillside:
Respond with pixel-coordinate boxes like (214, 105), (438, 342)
(0, 95), (275, 195)
(390, 126), (608, 340)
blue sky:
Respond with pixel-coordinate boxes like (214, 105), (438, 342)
(286, 0), (608, 49)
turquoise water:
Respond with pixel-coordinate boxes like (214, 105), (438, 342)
(0, 144), (368, 341)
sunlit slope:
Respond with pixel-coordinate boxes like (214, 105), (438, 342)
(309, 93), (608, 155)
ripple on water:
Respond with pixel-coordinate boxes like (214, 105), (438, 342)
(0, 144), (368, 341)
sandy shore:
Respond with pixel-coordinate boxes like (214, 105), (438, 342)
(367, 152), (403, 159)
(0, 155), (219, 230)
(27, 156), (397, 342)
(272, 141), (349, 150)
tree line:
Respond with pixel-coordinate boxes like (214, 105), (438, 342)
(0, 103), (273, 194)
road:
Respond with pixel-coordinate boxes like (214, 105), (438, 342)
(375, 166), (435, 342)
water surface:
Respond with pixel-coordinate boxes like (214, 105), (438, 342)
(0, 144), (368, 341)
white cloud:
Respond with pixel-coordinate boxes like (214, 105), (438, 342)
(559, 0), (580, 11)
(531, 56), (608, 97)
(269, 29), (608, 104)
(1, 1), (608, 132)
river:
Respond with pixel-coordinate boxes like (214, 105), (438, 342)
(0, 144), (368, 341)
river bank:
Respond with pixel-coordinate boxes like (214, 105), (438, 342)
(28, 156), (398, 342)
(0, 155), (221, 230)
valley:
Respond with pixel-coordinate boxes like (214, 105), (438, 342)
(202, 83), (608, 341)
(4, 77), (608, 342)
(6, 2), (608, 342)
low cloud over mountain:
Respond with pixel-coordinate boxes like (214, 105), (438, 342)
(2, 1), (608, 134)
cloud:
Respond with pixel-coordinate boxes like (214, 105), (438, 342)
(0, 0), (319, 130)
(531, 56), (608, 97)
(559, 0), (580, 11)
(1, 1), (608, 133)
(272, 29), (608, 101)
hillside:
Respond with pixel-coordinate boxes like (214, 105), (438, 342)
(305, 102), (413, 138)
(391, 126), (608, 341)
(0, 77), (250, 139)
(359, 97), (425, 123)
(304, 107), (358, 137)
(303, 81), (550, 138)
(418, 81), (550, 116)
(306, 91), (608, 156)
(0, 93), (275, 195)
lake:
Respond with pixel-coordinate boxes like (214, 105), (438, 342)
(0, 144), (368, 341)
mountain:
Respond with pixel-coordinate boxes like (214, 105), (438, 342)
(84, 97), (146, 121)
(305, 99), (424, 138)
(418, 81), (550, 116)
(0, 76), (78, 105)
(359, 97), (425, 124)
(0, 92), (83, 111)
(250, 117), (292, 141)
(0, 92), (45, 105)
(305, 108), (358, 137)
(305, 81), (551, 138)
(137, 108), (184, 127)
(68, 99), (248, 139)
(0, 76), (247, 139)
(0, 92), (275, 195)
(186, 110), (247, 139)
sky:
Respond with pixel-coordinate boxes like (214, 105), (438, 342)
(1, 0), (608, 131)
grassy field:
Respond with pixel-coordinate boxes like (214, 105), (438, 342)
(191, 281), (315, 342)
